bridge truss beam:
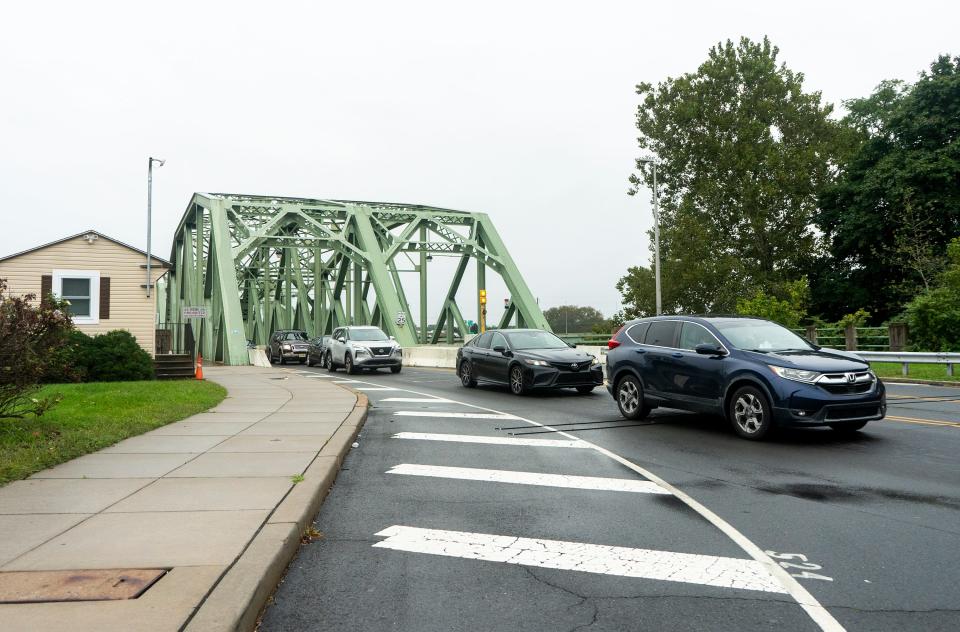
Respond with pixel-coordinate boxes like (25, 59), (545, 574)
(160, 193), (549, 364)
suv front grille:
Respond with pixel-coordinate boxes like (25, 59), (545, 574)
(817, 371), (873, 394)
(820, 382), (873, 394)
(825, 405), (881, 420)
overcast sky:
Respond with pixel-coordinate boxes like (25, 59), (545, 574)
(2, 0), (957, 319)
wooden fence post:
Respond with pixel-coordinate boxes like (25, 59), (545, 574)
(889, 323), (908, 352)
(844, 325), (858, 351)
(805, 325), (818, 345)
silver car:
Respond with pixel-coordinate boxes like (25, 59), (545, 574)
(326, 326), (402, 374)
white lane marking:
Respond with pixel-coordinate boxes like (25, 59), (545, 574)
(301, 374), (333, 378)
(354, 387), (399, 391)
(333, 380), (362, 383)
(346, 374), (845, 632)
(393, 410), (518, 420)
(382, 397), (453, 403)
(393, 432), (590, 449)
(373, 525), (785, 594)
(386, 463), (670, 495)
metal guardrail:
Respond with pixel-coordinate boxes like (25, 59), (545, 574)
(855, 350), (960, 377)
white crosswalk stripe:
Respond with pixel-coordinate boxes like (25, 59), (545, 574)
(393, 432), (590, 448)
(386, 463), (670, 494)
(373, 525), (785, 593)
(393, 410), (518, 420)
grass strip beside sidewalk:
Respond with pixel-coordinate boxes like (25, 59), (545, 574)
(0, 380), (227, 486)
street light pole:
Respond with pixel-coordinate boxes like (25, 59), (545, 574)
(637, 157), (662, 315)
(146, 157), (165, 298)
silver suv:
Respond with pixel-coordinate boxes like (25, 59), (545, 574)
(327, 326), (403, 374)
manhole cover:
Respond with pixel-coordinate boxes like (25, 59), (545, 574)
(0, 569), (167, 603)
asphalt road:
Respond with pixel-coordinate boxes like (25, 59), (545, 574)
(261, 366), (960, 632)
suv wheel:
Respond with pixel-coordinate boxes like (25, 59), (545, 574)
(616, 375), (649, 420)
(391, 365), (402, 374)
(326, 352), (337, 372)
(729, 386), (773, 440)
(459, 360), (477, 388)
(509, 365), (527, 395)
(345, 354), (356, 375)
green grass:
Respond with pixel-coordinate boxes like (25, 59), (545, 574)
(0, 380), (227, 486)
(870, 362), (960, 382)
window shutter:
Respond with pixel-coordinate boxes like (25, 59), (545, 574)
(100, 277), (110, 319)
(40, 275), (52, 306)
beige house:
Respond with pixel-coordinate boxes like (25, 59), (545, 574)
(0, 230), (170, 356)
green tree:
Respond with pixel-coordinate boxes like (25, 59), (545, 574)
(735, 278), (810, 328)
(622, 37), (848, 316)
(900, 238), (960, 351)
(543, 305), (606, 334)
(813, 56), (960, 321)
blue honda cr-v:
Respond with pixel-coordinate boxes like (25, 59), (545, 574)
(605, 316), (886, 440)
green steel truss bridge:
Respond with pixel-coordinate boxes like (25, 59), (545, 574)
(159, 193), (549, 364)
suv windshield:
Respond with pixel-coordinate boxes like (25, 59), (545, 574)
(283, 331), (308, 341)
(712, 319), (813, 352)
(350, 328), (389, 342)
(504, 330), (568, 350)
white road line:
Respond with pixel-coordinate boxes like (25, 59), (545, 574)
(354, 387), (399, 391)
(301, 374), (333, 378)
(382, 397), (453, 403)
(394, 410), (518, 420)
(387, 463), (670, 495)
(333, 380), (362, 384)
(348, 374), (845, 632)
(373, 525), (785, 594)
(393, 432), (590, 449)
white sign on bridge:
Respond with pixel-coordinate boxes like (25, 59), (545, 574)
(182, 306), (207, 319)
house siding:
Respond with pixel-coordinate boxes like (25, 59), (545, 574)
(0, 235), (167, 356)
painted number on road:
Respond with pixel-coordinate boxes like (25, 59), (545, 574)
(765, 551), (834, 582)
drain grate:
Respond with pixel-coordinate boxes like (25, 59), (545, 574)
(0, 569), (167, 603)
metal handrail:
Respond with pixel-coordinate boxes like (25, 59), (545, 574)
(854, 350), (960, 377)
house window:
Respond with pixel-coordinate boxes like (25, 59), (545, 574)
(61, 278), (91, 317)
(53, 270), (100, 324)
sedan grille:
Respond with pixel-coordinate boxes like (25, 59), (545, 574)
(550, 361), (592, 372)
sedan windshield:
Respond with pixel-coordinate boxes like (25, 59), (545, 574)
(504, 330), (569, 350)
(351, 328), (389, 342)
(712, 319), (813, 352)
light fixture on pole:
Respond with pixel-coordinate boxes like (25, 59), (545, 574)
(146, 157), (165, 298)
(636, 156), (661, 315)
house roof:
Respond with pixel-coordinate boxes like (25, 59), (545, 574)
(0, 230), (172, 267)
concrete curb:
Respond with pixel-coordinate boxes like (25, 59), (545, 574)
(881, 377), (960, 388)
(184, 391), (369, 632)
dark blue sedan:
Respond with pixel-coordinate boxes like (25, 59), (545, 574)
(605, 316), (886, 440)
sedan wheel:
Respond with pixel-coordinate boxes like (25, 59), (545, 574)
(729, 386), (773, 440)
(306, 355), (314, 367)
(509, 365), (527, 395)
(326, 353), (337, 372)
(616, 375), (649, 420)
(459, 361), (477, 388)
(319, 352), (328, 369)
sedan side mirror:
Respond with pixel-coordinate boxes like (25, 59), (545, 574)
(695, 343), (724, 356)
(568, 342), (576, 348)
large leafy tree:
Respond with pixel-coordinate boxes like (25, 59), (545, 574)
(621, 37), (848, 316)
(543, 305), (606, 334)
(813, 56), (960, 322)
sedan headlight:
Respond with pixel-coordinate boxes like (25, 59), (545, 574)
(768, 365), (821, 383)
(524, 358), (549, 366)
(590, 355), (600, 365)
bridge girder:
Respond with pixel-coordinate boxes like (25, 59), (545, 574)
(160, 193), (549, 365)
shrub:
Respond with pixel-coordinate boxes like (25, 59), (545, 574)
(79, 330), (155, 382)
(900, 238), (960, 351)
(0, 278), (75, 418)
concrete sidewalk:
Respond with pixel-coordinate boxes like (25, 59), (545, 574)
(0, 367), (366, 632)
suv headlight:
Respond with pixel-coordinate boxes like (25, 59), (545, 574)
(768, 365), (821, 383)
(354, 346), (369, 356)
(281, 344), (291, 351)
(393, 346), (403, 355)
(524, 358), (549, 366)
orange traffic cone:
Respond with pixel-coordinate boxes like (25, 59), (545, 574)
(195, 354), (204, 380)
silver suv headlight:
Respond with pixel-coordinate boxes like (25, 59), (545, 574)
(768, 365), (821, 384)
(393, 346), (403, 355)
(354, 346), (369, 356)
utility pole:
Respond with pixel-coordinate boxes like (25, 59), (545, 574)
(146, 157), (165, 298)
(637, 157), (661, 315)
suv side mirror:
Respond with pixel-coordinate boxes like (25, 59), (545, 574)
(695, 343), (724, 356)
